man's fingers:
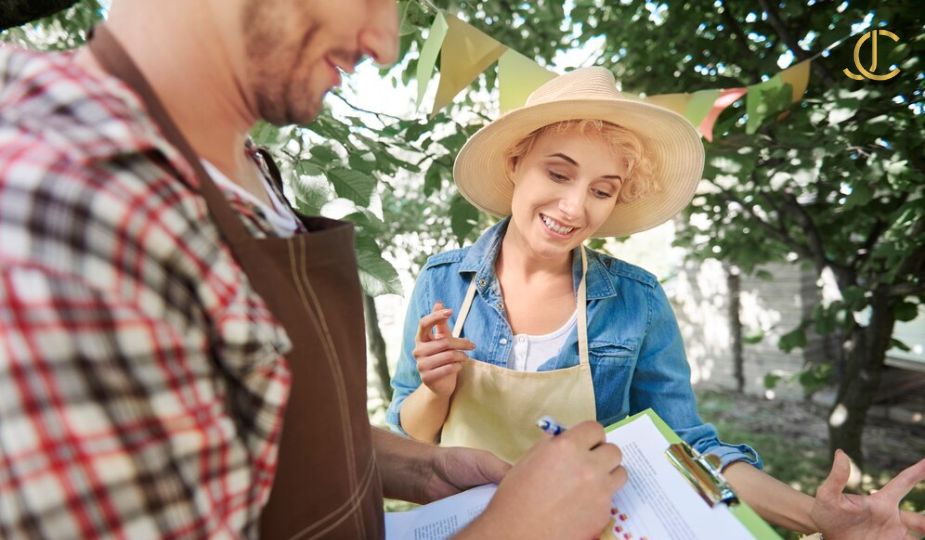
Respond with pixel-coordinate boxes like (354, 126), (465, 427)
(900, 509), (925, 535)
(608, 464), (629, 492)
(817, 449), (851, 501)
(417, 308), (452, 343)
(475, 449), (513, 483)
(879, 458), (925, 503)
(589, 442), (623, 473)
(560, 420), (607, 451)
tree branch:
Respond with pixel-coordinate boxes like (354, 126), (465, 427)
(717, 0), (761, 81)
(757, 0), (835, 85)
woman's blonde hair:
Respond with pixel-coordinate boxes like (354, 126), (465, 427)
(504, 119), (658, 203)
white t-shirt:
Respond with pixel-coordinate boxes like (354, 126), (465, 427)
(508, 310), (578, 371)
(202, 160), (301, 237)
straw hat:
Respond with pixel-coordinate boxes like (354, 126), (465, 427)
(453, 66), (705, 237)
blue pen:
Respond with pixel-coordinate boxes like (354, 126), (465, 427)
(536, 416), (565, 436)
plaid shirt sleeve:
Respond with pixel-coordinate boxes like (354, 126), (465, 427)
(0, 47), (292, 539)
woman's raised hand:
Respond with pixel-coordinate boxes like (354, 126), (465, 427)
(413, 301), (475, 398)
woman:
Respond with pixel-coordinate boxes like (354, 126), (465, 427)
(387, 67), (925, 536)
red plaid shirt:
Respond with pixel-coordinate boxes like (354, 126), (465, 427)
(0, 47), (298, 538)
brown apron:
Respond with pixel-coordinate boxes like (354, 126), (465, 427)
(89, 26), (383, 539)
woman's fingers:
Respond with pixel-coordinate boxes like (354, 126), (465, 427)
(417, 308), (453, 343)
(413, 337), (475, 358)
(417, 350), (469, 373)
(420, 361), (463, 384)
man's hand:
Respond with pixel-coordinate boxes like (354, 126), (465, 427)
(373, 428), (509, 504)
(811, 450), (925, 540)
(422, 446), (511, 502)
(458, 421), (627, 540)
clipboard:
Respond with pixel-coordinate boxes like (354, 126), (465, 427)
(605, 409), (782, 540)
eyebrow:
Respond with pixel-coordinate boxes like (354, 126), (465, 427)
(546, 153), (624, 181)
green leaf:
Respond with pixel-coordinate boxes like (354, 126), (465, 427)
(450, 194), (479, 246)
(310, 145), (340, 164)
(290, 178), (329, 216)
(424, 161), (444, 195)
(763, 372), (782, 390)
(349, 153), (376, 174)
(797, 364), (833, 394)
(743, 328), (765, 344)
(251, 121), (281, 146)
(778, 325), (807, 352)
(296, 160), (324, 177)
(355, 235), (402, 296)
(895, 301), (919, 322)
(327, 167), (377, 206)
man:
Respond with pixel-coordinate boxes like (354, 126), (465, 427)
(0, 1), (625, 538)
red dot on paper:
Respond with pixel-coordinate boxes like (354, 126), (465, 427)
(619, 513), (628, 521)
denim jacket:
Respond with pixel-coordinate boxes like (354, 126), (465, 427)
(387, 218), (762, 469)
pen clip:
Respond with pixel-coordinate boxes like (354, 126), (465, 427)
(665, 442), (739, 507)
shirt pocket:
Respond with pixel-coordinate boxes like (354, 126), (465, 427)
(588, 338), (640, 366)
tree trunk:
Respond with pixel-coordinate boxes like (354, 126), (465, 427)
(363, 293), (393, 402)
(726, 265), (745, 393)
(0, 0), (78, 30)
(826, 285), (896, 469)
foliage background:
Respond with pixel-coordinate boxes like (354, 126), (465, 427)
(3, 1), (923, 535)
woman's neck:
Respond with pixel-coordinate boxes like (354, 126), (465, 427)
(496, 222), (572, 284)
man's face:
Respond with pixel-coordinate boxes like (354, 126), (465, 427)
(241, 0), (398, 126)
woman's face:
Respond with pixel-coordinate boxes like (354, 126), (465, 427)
(508, 126), (627, 261)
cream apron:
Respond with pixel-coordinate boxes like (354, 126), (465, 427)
(439, 247), (597, 463)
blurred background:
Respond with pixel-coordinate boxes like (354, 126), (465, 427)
(3, 1), (923, 536)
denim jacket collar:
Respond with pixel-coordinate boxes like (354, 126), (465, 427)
(458, 217), (618, 300)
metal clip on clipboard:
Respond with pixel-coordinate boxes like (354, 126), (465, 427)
(665, 442), (739, 507)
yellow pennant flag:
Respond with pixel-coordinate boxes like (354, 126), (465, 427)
(498, 49), (557, 113)
(780, 59), (811, 103)
(644, 93), (693, 116)
(432, 14), (507, 116)
(416, 12), (449, 106)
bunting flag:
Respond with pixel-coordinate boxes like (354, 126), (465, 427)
(498, 49), (557, 113)
(419, 12), (817, 139)
(416, 12), (449, 106)
(644, 93), (691, 116)
(780, 59), (812, 103)
(699, 88), (747, 141)
(685, 89), (722, 130)
(431, 14), (507, 115)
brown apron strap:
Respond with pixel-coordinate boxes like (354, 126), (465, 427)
(87, 25), (252, 248)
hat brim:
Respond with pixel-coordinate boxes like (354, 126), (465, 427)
(453, 97), (705, 237)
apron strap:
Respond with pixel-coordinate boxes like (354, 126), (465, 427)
(452, 246), (590, 367)
(87, 25), (253, 248)
(577, 247), (589, 367)
(452, 277), (478, 338)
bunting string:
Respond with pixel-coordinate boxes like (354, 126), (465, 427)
(415, 11), (879, 140)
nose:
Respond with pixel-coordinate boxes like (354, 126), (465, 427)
(558, 186), (586, 219)
(359, 1), (399, 66)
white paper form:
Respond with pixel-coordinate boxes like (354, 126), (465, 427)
(601, 414), (752, 540)
(385, 415), (756, 539)
(385, 484), (496, 540)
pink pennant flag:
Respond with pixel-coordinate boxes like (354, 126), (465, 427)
(699, 87), (747, 142)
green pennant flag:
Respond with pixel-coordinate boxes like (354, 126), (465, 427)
(746, 75), (789, 134)
(684, 89), (721, 129)
(497, 49), (557, 113)
(416, 12), (449, 107)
